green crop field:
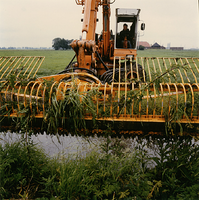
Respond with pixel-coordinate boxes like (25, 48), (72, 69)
(0, 49), (198, 77)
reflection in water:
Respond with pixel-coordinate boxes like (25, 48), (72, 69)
(1, 132), (198, 163)
(0, 132), (102, 157)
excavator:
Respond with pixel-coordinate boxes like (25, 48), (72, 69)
(0, 0), (199, 137)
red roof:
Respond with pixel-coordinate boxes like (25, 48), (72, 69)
(138, 41), (151, 48)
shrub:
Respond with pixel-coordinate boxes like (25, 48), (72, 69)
(0, 140), (54, 199)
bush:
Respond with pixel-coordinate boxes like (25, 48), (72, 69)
(151, 136), (199, 199)
(0, 135), (199, 200)
(0, 140), (54, 199)
(138, 45), (145, 50)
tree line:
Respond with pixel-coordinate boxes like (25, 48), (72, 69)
(52, 38), (73, 50)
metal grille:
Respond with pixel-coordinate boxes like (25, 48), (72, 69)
(0, 56), (45, 80)
(1, 57), (199, 135)
(112, 57), (199, 84)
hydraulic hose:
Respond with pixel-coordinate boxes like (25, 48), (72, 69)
(95, 51), (109, 71)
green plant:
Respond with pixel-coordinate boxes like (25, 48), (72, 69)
(0, 140), (54, 199)
(151, 136), (199, 199)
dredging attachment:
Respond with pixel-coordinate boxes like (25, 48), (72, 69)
(1, 56), (199, 137)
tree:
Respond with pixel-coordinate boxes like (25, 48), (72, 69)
(138, 45), (145, 50)
(52, 38), (73, 50)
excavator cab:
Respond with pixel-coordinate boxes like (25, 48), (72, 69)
(114, 8), (143, 58)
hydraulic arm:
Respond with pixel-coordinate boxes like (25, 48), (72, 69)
(71, 0), (113, 75)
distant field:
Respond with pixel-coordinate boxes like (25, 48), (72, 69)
(0, 50), (75, 77)
(0, 49), (198, 77)
(137, 49), (199, 58)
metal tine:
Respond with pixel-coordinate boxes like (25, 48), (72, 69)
(185, 83), (196, 119)
(49, 81), (58, 106)
(110, 82), (114, 116)
(15, 57), (28, 77)
(16, 57), (32, 78)
(140, 57), (146, 82)
(123, 57), (127, 115)
(167, 58), (177, 82)
(112, 56), (116, 82)
(146, 58), (152, 82)
(96, 82), (101, 115)
(30, 81), (40, 113)
(135, 58), (140, 81)
(117, 58), (121, 114)
(27, 57), (43, 79)
(173, 58), (184, 83)
(124, 57), (127, 82)
(145, 86), (149, 115)
(0, 57), (18, 79)
(173, 83), (179, 113)
(36, 82), (44, 113)
(162, 58), (171, 83)
(178, 83), (187, 119)
(0, 56), (44, 79)
(151, 58), (157, 75)
(167, 83), (172, 117)
(5, 57), (23, 78)
(103, 82), (107, 113)
(192, 58), (199, 75)
(184, 58), (197, 83)
(15, 82), (22, 111)
(32, 57), (45, 78)
(23, 57), (36, 77)
(0, 57), (13, 73)
(21, 56), (44, 78)
(156, 58), (164, 83)
(130, 56), (133, 82)
(152, 83), (157, 117)
(160, 83), (164, 116)
(192, 83), (199, 118)
(178, 58), (191, 83)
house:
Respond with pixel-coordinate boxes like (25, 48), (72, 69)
(150, 42), (165, 49)
(138, 41), (151, 49)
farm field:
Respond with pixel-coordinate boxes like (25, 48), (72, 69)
(0, 49), (198, 77)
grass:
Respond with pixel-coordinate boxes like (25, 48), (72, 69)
(0, 49), (198, 77)
(137, 49), (199, 58)
(0, 49), (75, 77)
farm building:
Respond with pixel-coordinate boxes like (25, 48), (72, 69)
(170, 47), (184, 50)
(138, 41), (151, 49)
(150, 42), (165, 49)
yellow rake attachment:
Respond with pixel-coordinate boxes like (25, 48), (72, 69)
(0, 56), (199, 137)
(0, 56), (45, 80)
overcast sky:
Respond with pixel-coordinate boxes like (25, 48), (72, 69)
(0, 0), (199, 49)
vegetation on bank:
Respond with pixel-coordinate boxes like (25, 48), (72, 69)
(0, 135), (199, 200)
